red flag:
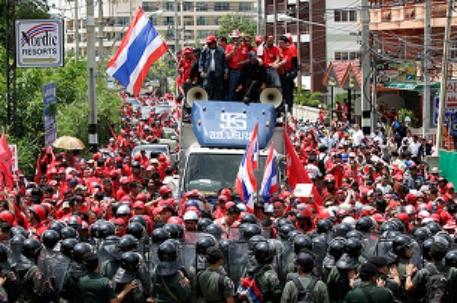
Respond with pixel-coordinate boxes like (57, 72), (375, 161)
(109, 126), (117, 139)
(0, 131), (14, 190)
(283, 125), (323, 208)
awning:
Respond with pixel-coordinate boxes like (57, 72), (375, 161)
(382, 82), (440, 91)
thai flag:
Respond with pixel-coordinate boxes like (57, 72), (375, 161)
(236, 123), (259, 209)
(107, 7), (169, 97)
(260, 143), (278, 199)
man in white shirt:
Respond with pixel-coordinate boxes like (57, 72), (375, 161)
(352, 124), (365, 147)
(408, 135), (421, 157)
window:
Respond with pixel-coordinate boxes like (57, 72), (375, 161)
(333, 9), (357, 22)
(196, 2), (208, 11)
(214, 2), (229, 11)
(197, 16), (209, 25)
(239, 3), (251, 11)
(183, 16), (194, 26)
(163, 16), (174, 25)
(182, 2), (193, 11)
(214, 16), (221, 25)
(116, 32), (125, 41)
(142, 2), (154, 12)
(163, 2), (175, 11)
(115, 17), (129, 26)
(197, 30), (210, 39)
(334, 51), (358, 60)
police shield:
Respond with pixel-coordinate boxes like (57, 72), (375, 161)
(276, 239), (293, 283)
(98, 236), (122, 266)
(312, 235), (327, 277)
(364, 232), (380, 259)
(38, 248), (70, 292)
(179, 240), (196, 279)
(409, 239), (422, 269)
(227, 238), (249, 287)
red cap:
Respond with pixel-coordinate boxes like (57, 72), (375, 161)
(206, 35), (216, 43)
(255, 35), (263, 43)
(120, 177), (130, 184)
(389, 199), (398, 208)
(394, 174), (404, 181)
(58, 167), (66, 174)
(132, 201), (145, 209)
(430, 214), (440, 223)
(152, 206), (165, 217)
(372, 213), (386, 223)
(225, 201), (236, 209)
(136, 193), (147, 202)
(397, 212), (409, 222)
(113, 218), (126, 226)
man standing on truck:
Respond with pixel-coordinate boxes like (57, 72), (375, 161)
(225, 29), (249, 101)
(199, 35), (228, 100)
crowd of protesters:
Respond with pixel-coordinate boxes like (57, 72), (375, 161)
(0, 75), (456, 303)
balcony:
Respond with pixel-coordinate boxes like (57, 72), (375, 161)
(369, 1), (455, 31)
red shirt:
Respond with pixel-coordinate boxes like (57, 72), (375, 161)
(178, 57), (195, 82)
(279, 47), (293, 74)
(289, 44), (298, 57)
(225, 44), (249, 70)
(263, 45), (280, 68)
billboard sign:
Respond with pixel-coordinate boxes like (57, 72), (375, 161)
(16, 19), (64, 68)
(43, 82), (57, 146)
(433, 80), (457, 125)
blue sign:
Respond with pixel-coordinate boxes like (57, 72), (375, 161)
(45, 125), (57, 147)
(434, 97), (457, 125)
(191, 101), (277, 149)
(43, 82), (56, 106)
(450, 115), (457, 137)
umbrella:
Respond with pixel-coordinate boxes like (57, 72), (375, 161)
(52, 136), (85, 150)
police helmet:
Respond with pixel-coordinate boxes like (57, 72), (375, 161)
(346, 230), (365, 241)
(99, 221), (116, 239)
(0, 243), (8, 263)
(73, 243), (93, 263)
(120, 251), (141, 271)
(196, 236), (217, 255)
(60, 238), (78, 259)
(333, 223), (352, 238)
(344, 238), (363, 257)
(152, 228), (169, 244)
(9, 226), (27, 239)
(119, 234), (138, 252)
(196, 218), (213, 232)
(130, 215), (147, 228)
(49, 220), (67, 234)
(205, 224), (223, 241)
(412, 227), (432, 243)
(427, 222), (442, 235)
(60, 226), (78, 240)
(158, 240), (179, 262)
(240, 214), (257, 225)
(392, 234), (413, 255)
(125, 222), (145, 240)
(356, 216), (373, 232)
(22, 238), (42, 259)
(41, 229), (61, 249)
(254, 241), (273, 264)
(242, 224), (262, 241)
(293, 235), (313, 255)
(445, 250), (457, 268)
(317, 219), (333, 234)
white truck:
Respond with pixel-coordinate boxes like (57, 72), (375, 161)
(178, 100), (285, 204)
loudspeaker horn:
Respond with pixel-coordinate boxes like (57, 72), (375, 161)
(186, 87), (208, 107)
(260, 88), (282, 108)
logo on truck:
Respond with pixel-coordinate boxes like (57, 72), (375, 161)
(220, 113), (247, 130)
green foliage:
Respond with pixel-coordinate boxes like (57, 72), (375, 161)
(216, 14), (257, 40)
(294, 89), (323, 107)
(0, 49), (121, 177)
(398, 108), (417, 128)
(146, 57), (176, 95)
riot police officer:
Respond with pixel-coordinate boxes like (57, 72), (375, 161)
(197, 246), (236, 303)
(151, 239), (191, 303)
(79, 252), (135, 303)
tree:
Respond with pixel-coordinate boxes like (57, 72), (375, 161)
(294, 89), (323, 107)
(216, 13), (257, 40)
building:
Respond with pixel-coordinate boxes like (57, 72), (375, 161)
(55, 0), (257, 57)
(368, 0), (457, 130)
(264, 0), (327, 92)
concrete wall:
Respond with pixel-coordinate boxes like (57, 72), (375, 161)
(292, 105), (321, 122)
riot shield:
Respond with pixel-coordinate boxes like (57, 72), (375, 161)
(37, 248), (70, 292)
(184, 231), (201, 244)
(364, 232), (380, 259)
(137, 257), (152, 296)
(98, 236), (121, 266)
(228, 239), (249, 287)
(371, 235), (393, 258)
(149, 242), (160, 272)
(312, 235), (327, 278)
(179, 240), (196, 279)
(228, 227), (241, 241)
(138, 236), (150, 267)
(277, 239), (293, 284)
(409, 239), (422, 269)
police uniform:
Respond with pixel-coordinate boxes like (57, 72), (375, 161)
(326, 267), (352, 303)
(17, 264), (54, 303)
(251, 264), (281, 303)
(198, 267), (235, 303)
(115, 279), (146, 303)
(0, 286), (7, 303)
(280, 275), (330, 303)
(343, 282), (395, 303)
(79, 272), (117, 303)
(151, 270), (191, 303)
(61, 264), (86, 303)
(388, 259), (415, 303)
(411, 261), (457, 303)
(100, 259), (121, 280)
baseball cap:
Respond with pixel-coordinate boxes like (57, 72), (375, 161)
(294, 252), (315, 268)
(205, 246), (224, 259)
(360, 262), (379, 277)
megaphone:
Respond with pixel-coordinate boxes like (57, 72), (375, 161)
(186, 86), (208, 107)
(260, 88), (282, 108)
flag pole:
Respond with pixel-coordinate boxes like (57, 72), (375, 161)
(255, 120), (261, 203)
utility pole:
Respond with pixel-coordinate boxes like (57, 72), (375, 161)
(436, 0), (453, 152)
(371, 64), (377, 133)
(87, 0), (98, 152)
(75, 0), (80, 60)
(174, 0), (179, 52)
(257, 0), (262, 35)
(130, 0), (133, 22)
(98, 0), (104, 68)
(423, 0), (431, 137)
(360, 0), (371, 135)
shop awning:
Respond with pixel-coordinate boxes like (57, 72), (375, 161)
(382, 82), (440, 91)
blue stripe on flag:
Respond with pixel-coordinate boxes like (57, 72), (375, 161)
(112, 22), (159, 86)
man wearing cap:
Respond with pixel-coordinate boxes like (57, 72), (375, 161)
(199, 34), (228, 100)
(281, 252), (330, 303)
(353, 256), (399, 294)
(178, 46), (196, 95)
(277, 35), (295, 112)
(197, 246), (236, 303)
(262, 34), (282, 89)
(214, 205), (241, 239)
(238, 50), (267, 102)
(225, 29), (249, 101)
(344, 262), (395, 303)
(405, 241), (457, 302)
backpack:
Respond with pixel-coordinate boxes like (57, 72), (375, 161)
(197, 270), (226, 303)
(236, 269), (266, 303)
(291, 276), (318, 303)
(425, 264), (449, 303)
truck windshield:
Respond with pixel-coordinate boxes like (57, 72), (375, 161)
(183, 153), (268, 196)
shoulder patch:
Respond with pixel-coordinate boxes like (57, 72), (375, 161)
(138, 281), (143, 292)
(0, 292), (6, 302)
(35, 271), (42, 280)
(226, 279), (234, 290)
(179, 279), (187, 288)
(107, 280), (113, 289)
